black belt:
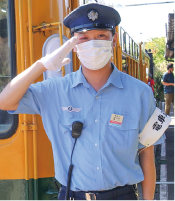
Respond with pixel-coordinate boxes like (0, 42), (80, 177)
(62, 185), (135, 200)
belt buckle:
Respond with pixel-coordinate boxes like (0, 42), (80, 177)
(85, 192), (96, 200)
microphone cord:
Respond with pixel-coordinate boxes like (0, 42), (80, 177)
(71, 138), (77, 164)
(65, 138), (77, 200)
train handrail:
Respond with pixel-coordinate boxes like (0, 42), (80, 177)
(32, 22), (65, 77)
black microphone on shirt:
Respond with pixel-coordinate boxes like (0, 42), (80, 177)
(65, 121), (83, 200)
(72, 121), (83, 138)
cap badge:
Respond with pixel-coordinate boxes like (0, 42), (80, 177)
(88, 10), (98, 21)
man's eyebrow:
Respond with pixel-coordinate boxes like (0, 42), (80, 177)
(77, 32), (88, 35)
(77, 30), (110, 35)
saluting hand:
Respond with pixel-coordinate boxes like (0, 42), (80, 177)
(40, 36), (78, 71)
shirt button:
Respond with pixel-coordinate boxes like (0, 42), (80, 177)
(95, 143), (98, 146)
(96, 96), (99, 99)
(97, 167), (100, 170)
(95, 120), (98, 123)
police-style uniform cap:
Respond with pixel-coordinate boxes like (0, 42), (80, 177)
(63, 3), (121, 35)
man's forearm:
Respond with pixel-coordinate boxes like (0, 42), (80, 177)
(163, 81), (174, 86)
(0, 37), (77, 111)
(139, 146), (156, 200)
(0, 61), (46, 111)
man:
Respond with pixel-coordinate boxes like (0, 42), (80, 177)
(147, 73), (155, 93)
(0, 3), (165, 200)
(163, 63), (174, 115)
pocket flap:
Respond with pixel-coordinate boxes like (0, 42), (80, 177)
(59, 113), (83, 126)
(111, 118), (139, 130)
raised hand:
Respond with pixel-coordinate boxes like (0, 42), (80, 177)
(40, 36), (78, 71)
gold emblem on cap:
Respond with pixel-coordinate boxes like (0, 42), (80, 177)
(88, 10), (98, 21)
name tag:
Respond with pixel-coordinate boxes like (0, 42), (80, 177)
(109, 114), (123, 127)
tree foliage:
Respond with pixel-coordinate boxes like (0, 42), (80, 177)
(154, 69), (164, 101)
(145, 37), (167, 101)
(145, 37), (167, 70)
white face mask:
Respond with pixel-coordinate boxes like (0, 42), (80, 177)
(76, 40), (113, 70)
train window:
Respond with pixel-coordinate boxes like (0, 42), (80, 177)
(122, 58), (127, 74)
(141, 42), (145, 61)
(134, 43), (138, 60)
(122, 31), (126, 53)
(142, 50), (145, 62)
(83, 0), (91, 4)
(120, 27), (123, 50)
(0, 0), (18, 139)
(120, 27), (124, 52)
(126, 33), (130, 54)
(80, 0), (86, 5)
(42, 34), (73, 79)
(130, 38), (133, 56)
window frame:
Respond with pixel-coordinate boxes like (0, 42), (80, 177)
(0, 0), (18, 139)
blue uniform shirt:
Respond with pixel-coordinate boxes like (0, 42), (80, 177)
(163, 72), (174, 94)
(9, 64), (165, 191)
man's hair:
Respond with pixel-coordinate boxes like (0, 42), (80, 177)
(149, 73), (152, 78)
(167, 63), (173, 70)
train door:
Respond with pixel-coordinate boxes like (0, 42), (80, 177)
(0, 0), (18, 140)
(0, 0), (79, 199)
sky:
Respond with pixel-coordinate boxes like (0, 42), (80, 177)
(119, 0), (174, 43)
(87, 0), (174, 43)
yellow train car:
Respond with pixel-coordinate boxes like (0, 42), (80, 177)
(0, 0), (149, 199)
(116, 26), (150, 83)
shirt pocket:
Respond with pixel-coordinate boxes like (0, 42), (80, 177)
(58, 112), (84, 149)
(105, 118), (139, 154)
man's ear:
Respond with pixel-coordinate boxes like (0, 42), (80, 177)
(112, 33), (118, 47)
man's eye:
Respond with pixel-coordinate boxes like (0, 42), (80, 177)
(80, 37), (88, 40)
(98, 34), (106, 38)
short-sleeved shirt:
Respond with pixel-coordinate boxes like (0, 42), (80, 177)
(163, 72), (174, 94)
(9, 64), (165, 191)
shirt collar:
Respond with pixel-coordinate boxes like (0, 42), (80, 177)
(71, 66), (90, 88)
(71, 63), (124, 89)
(106, 63), (123, 89)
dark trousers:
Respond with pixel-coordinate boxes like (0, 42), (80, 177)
(58, 185), (137, 201)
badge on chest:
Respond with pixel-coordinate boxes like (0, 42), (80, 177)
(109, 114), (123, 127)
